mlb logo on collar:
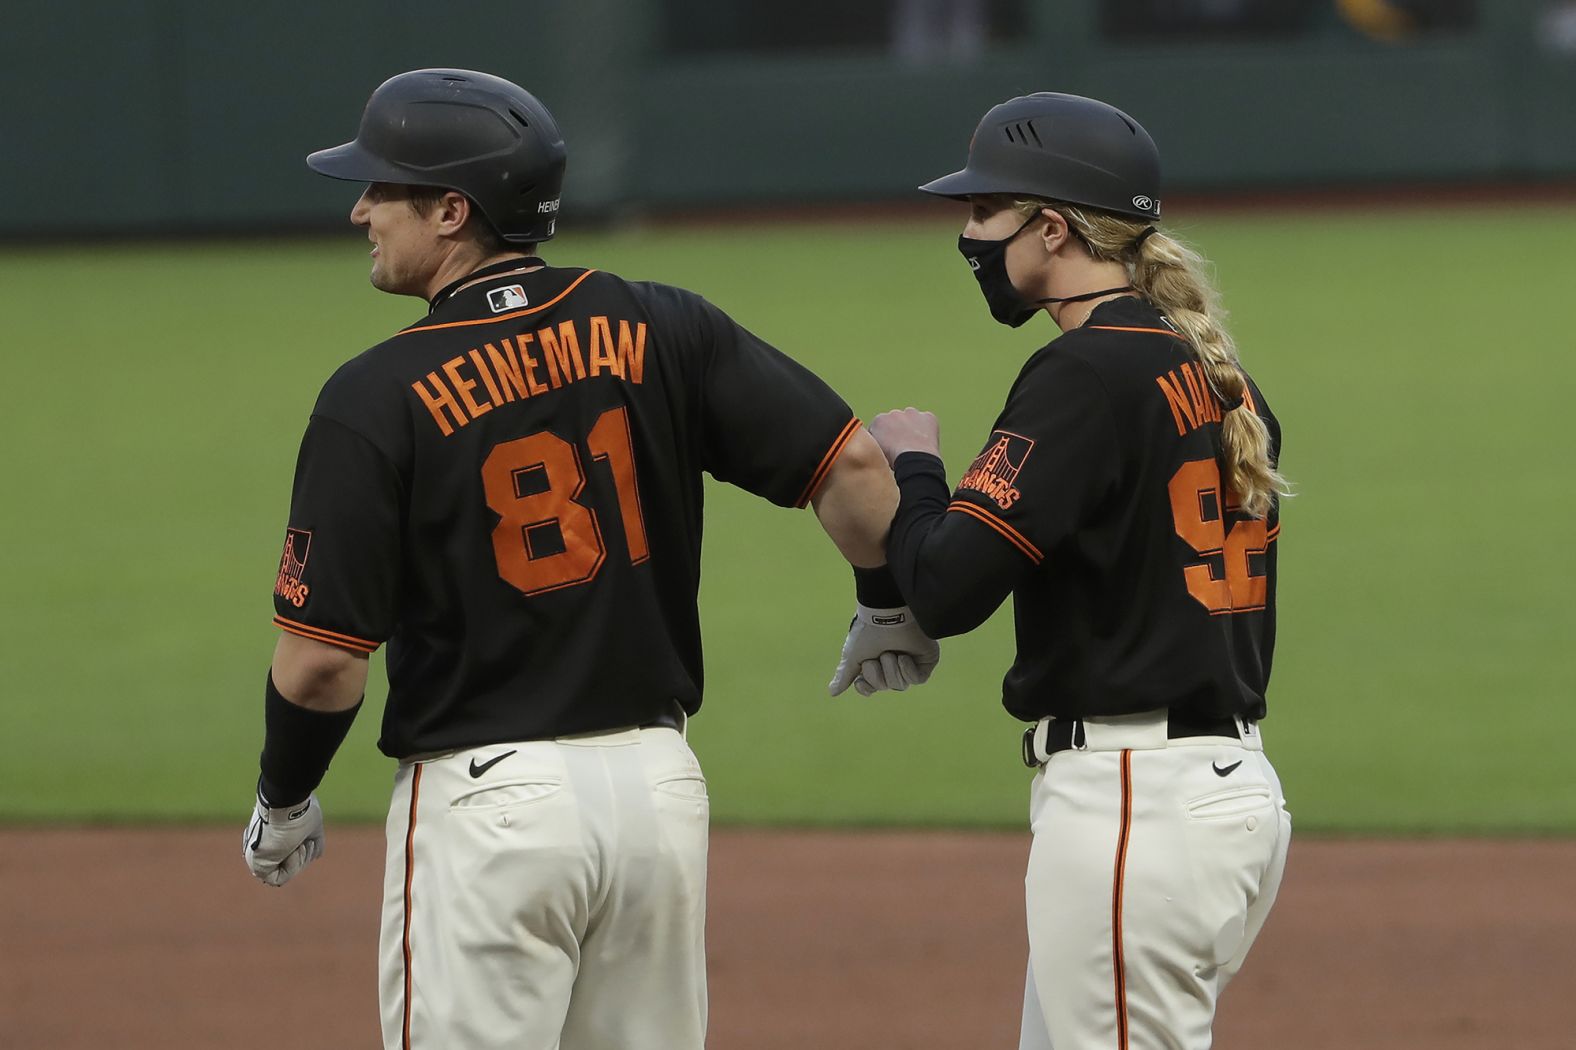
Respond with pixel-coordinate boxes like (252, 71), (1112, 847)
(487, 285), (529, 313)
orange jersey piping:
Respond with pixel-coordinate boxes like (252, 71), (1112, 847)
(946, 500), (1044, 564)
(272, 615), (379, 654)
(795, 417), (861, 509)
(395, 270), (600, 337)
(1086, 324), (1188, 341)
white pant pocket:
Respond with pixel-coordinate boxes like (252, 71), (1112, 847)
(449, 778), (564, 811)
(1184, 785), (1273, 821)
(653, 772), (708, 803)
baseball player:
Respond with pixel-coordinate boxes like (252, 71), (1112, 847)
(241, 68), (938, 1050)
(866, 93), (1293, 1048)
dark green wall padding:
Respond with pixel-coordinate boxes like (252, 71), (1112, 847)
(1, 1), (1569, 237)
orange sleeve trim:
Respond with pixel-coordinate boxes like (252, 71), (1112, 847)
(273, 615), (379, 654)
(1086, 325), (1188, 342)
(395, 270), (600, 336)
(1266, 523), (1281, 541)
(794, 416), (861, 509)
(946, 501), (1044, 564)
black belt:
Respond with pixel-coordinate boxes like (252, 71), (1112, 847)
(1020, 710), (1242, 768)
(642, 707), (685, 732)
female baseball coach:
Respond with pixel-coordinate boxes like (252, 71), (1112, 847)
(868, 93), (1293, 1049)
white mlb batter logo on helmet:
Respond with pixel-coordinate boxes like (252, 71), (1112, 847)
(487, 285), (529, 312)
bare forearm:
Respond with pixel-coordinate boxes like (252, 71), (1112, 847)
(811, 428), (899, 568)
(271, 632), (369, 712)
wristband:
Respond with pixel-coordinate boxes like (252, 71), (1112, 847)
(853, 564), (905, 608)
(258, 672), (362, 807)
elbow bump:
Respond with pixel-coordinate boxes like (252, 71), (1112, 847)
(831, 429), (892, 483)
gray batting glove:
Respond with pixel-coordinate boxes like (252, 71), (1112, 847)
(243, 790), (324, 887)
(828, 604), (941, 697)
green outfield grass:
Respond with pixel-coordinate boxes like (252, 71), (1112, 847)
(2, 205), (1572, 833)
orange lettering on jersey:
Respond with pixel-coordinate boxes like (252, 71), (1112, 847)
(1157, 363), (1244, 437)
(414, 317), (648, 438)
(957, 430), (1034, 511)
(484, 340), (526, 402)
(516, 335), (550, 396)
(620, 321), (647, 384)
(537, 322), (585, 384)
(274, 528), (313, 608)
(468, 349), (506, 407)
(442, 356), (493, 421)
(412, 372), (468, 436)
(588, 316), (622, 379)
(1198, 365), (1223, 424)
(1180, 362), (1211, 425)
(583, 317), (647, 384)
(510, 333), (552, 391)
(1156, 371), (1197, 436)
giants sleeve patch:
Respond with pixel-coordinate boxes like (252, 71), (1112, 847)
(275, 528), (312, 608)
(958, 430), (1034, 511)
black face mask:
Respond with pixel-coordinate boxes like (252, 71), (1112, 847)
(957, 214), (1135, 328)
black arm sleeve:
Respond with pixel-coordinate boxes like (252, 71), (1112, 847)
(886, 452), (1027, 638)
(887, 352), (1123, 638)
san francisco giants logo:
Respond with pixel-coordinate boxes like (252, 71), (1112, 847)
(958, 431), (1034, 510)
(275, 528), (312, 608)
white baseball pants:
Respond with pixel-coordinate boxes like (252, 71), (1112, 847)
(378, 724), (710, 1050)
(1017, 715), (1291, 1050)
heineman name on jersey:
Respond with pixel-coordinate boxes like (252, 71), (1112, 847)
(411, 315), (648, 437)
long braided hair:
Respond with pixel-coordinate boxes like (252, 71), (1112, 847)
(1013, 198), (1290, 518)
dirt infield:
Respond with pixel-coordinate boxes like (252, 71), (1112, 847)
(2, 829), (1572, 1049)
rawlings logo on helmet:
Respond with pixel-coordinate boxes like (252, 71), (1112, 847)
(1132, 195), (1158, 213)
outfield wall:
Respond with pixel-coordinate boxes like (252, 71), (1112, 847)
(1, 0), (1573, 236)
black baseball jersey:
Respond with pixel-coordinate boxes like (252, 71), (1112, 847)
(272, 259), (856, 758)
(887, 296), (1282, 723)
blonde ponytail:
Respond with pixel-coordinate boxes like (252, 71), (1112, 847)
(1013, 198), (1290, 518)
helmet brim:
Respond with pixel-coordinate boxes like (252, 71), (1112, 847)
(918, 168), (1022, 200)
(306, 140), (414, 185)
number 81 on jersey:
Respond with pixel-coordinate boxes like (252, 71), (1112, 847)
(480, 406), (650, 597)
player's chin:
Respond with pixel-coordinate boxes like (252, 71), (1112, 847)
(367, 263), (402, 295)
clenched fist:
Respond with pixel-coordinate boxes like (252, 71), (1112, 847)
(867, 408), (941, 466)
(243, 790), (325, 887)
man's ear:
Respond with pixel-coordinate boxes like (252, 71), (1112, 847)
(434, 191), (471, 236)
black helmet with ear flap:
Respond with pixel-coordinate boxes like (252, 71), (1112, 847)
(921, 92), (1162, 222)
(308, 68), (567, 243)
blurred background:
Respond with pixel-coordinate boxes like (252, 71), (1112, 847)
(3, 0), (1576, 236)
(1, 0), (1573, 835)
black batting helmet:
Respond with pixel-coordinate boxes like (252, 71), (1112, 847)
(307, 68), (566, 244)
(920, 93), (1162, 221)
